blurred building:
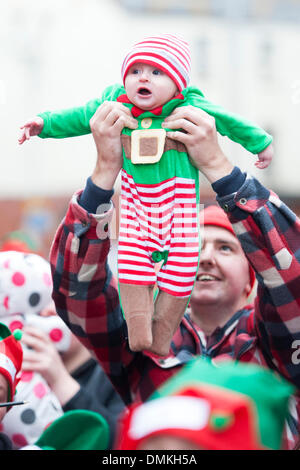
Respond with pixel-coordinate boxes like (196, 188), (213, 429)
(1, 0), (300, 257)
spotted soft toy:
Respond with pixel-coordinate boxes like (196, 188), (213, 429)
(0, 251), (71, 448)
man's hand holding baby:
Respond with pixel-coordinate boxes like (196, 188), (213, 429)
(90, 101), (138, 190)
(163, 106), (233, 183)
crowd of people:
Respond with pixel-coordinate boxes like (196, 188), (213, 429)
(1, 33), (299, 451)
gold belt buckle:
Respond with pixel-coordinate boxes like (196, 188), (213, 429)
(131, 129), (166, 164)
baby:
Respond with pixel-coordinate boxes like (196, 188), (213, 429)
(19, 34), (273, 357)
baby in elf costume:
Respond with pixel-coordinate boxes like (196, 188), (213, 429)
(19, 34), (273, 357)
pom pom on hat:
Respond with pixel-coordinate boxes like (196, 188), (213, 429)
(121, 34), (191, 92)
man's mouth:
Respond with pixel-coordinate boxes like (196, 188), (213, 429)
(137, 87), (152, 96)
(196, 274), (220, 282)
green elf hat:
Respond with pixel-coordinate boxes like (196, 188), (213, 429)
(23, 410), (110, 451)
(0, 322), (23, 401)
(116, 359), (294, 450)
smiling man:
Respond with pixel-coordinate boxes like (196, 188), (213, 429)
(50, 103), (300, 450)
(189, 204), (256, 336)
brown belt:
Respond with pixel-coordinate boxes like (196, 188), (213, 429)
(121, 134), (187, 161)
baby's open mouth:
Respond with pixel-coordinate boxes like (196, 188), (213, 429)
(138, 87), (152, 96)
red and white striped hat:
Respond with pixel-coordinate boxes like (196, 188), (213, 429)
(121, 34), (192, 92)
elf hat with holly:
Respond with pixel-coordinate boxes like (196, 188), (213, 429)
(116, 358), (294, 450)
(0, 322), (23, 401)
(22, 410), (110, 451)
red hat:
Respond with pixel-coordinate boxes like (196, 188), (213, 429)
(121, 34), (191, 92)
(200, 205), (256, 293)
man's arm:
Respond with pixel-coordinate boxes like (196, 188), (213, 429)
(215, 173), (300, 388)
(165, 106), (300, 388)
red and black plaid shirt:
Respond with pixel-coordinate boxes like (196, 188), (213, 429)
(50, 174), (300, 449)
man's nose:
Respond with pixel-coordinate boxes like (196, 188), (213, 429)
(199, 243), (215, 266)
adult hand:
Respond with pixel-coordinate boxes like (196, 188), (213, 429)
(90, 101), (138, 190)
(162, 106), (233, 183)
(21, 326), (80, 406)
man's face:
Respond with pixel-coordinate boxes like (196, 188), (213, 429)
(124, 62), (178, 110)
(190, 225), (251, 312)
(0, 374), (9, 422)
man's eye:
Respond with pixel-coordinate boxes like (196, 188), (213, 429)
(220, 245), (232, 252)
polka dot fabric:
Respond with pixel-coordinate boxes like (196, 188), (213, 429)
(0, 250), (71, 352)
(0, 251), (67, 448)
(0, 251), (53, 318)
(1, 372), (62, 449)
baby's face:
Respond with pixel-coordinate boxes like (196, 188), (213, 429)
(124, 62), (179, 111)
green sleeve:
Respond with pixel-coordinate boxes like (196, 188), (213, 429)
(184, 87), (273, 154)
(38, 83), (125, 139)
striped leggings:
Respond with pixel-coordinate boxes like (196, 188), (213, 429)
(118, 170), (200, 298)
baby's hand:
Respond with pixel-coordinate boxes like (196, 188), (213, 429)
(18, 116), (44, 145)
(255, 144), (273, 169)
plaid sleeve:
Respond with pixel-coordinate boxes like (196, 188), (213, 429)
(50, 191), (136, 403)
(217, 175), (300, 388)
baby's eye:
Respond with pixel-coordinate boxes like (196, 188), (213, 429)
(153, 69), (162, 75)
(132, 69), (139, 74)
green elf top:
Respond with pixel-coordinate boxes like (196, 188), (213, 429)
(116, 358), (294, 450)
(37, 84), (272, 167)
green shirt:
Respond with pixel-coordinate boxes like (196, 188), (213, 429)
(38, 83), (272, 155)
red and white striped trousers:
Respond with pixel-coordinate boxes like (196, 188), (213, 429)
(118, 170), (200, 298)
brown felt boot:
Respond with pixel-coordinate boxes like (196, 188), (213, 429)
(150, 290), (189, 357)
(119, 284), (154, 352)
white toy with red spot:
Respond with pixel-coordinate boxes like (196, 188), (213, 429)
(0, 251), (68, 448)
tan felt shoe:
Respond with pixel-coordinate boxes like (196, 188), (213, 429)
(150, 290), (189, 357)
(119, 284), (154, 352)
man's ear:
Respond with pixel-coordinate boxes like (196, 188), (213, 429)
(244, 280), (252, 298)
